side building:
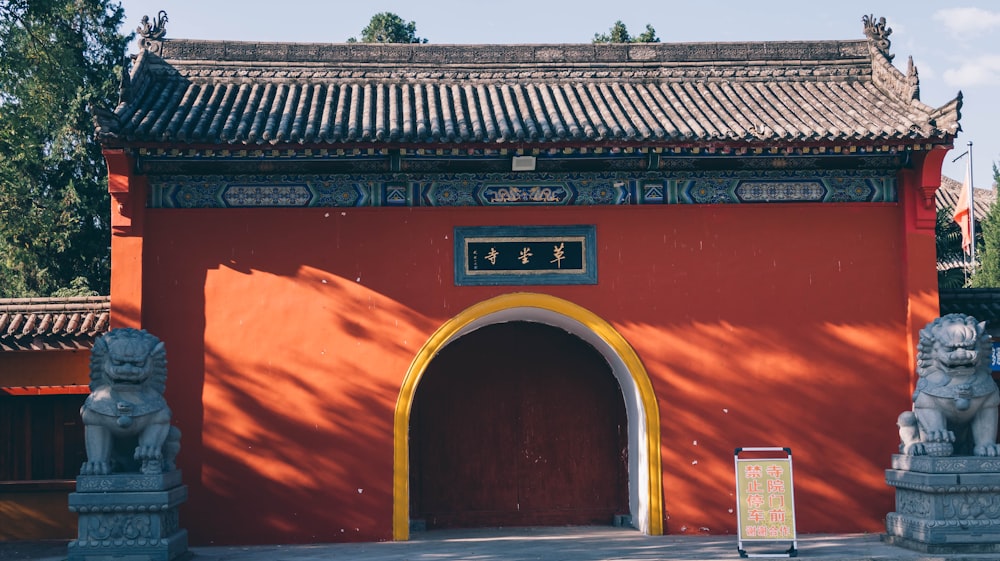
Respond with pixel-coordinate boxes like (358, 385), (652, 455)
(92, 15), (960, 544)
(0, 296), (109, 540)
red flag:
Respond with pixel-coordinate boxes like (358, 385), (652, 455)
(953, 170), (973, 253)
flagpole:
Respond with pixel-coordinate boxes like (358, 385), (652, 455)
(968, 141), (976, 273)
(952, 142), (977, 277)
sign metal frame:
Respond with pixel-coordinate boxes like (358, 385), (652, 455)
(734, 446), (798, 558)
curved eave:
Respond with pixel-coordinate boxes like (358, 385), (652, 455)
(865, 43), (962, 140)
(102, 137), (954, 155)
(928, 92), (963, 137)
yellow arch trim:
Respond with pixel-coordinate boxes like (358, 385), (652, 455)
(392, 292), (663, 540)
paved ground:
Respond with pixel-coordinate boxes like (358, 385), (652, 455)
(4, 527), (1000, 561)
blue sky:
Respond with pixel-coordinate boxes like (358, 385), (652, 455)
(119, 0), (1000, 190)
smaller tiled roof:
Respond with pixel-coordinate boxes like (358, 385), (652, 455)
(940, 289), (1000, 335)
(936, 175), (995, 221)
(935, 176), (996, 274)
(0, 296), (110, 351)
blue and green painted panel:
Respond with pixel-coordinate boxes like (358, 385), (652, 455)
(148, 170), (897, 208)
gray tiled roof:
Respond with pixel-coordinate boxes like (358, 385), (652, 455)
(940, 289), (1000, 335)
(937, 175), (996, 221)
(935, 177), (996, 275)
(94, 28), (961, 149)
(0, 296), (110, 351)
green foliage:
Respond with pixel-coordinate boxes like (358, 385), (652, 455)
(50, 276), (99, 297)
(593, 21), (659, 43)
(633, 24), (659, 43)
(348, 12), (427, 44)
(0, 0), (129, 297)
(936, 206), (970, 289)
(594, 21), (630, 43)
(969, 163), (1000, 288)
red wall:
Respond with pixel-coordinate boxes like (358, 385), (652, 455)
(138, 202), (912, 544)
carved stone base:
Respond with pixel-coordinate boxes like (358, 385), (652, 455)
(68, 471), (189, 561)
(885, 454), (1000, 553)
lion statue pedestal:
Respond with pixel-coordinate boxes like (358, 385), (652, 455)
(68, 328), (189, 561)
(884, 314), (1000, 554)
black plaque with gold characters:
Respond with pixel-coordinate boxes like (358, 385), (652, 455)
(454, 225), (596, 286)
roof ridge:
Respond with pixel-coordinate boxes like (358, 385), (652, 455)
(0, 296), (111, 313)
(149, 38), (872, 68)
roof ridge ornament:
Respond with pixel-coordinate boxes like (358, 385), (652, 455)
(907, 56), (920, 101)
(117, 56), (132, 106)
(137, 10), (168, 50)
(862, 14), (893, 62)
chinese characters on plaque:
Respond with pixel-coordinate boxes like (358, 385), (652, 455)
(454, 226), (597, 286)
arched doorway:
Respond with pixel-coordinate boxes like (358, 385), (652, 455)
(393, 293), (663, 540)
(409, 321), (628, 529)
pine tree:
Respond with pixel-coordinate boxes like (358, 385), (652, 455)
(969, 163), (1000, 287)
(593, 21), (659, 43)
(0, 0), (130, 297)
(348, 12), (427, 44)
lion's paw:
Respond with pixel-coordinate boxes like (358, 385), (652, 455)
(975, 444), (1000, 457)
(901, 442), (926, 456)
(925, 430), (955, 443)
(80, 461), (111, 475)
(134, 445), (163, 461)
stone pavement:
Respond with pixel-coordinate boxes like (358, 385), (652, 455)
(5, 527), (1000, 561)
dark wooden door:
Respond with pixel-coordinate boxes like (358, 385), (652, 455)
(409, 321), (628, 529)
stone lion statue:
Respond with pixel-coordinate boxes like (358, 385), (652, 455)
(898, 314), (1000, 457)
(80, 328), (181, 475)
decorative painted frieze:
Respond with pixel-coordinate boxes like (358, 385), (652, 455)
(148, 169), (896, 209)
